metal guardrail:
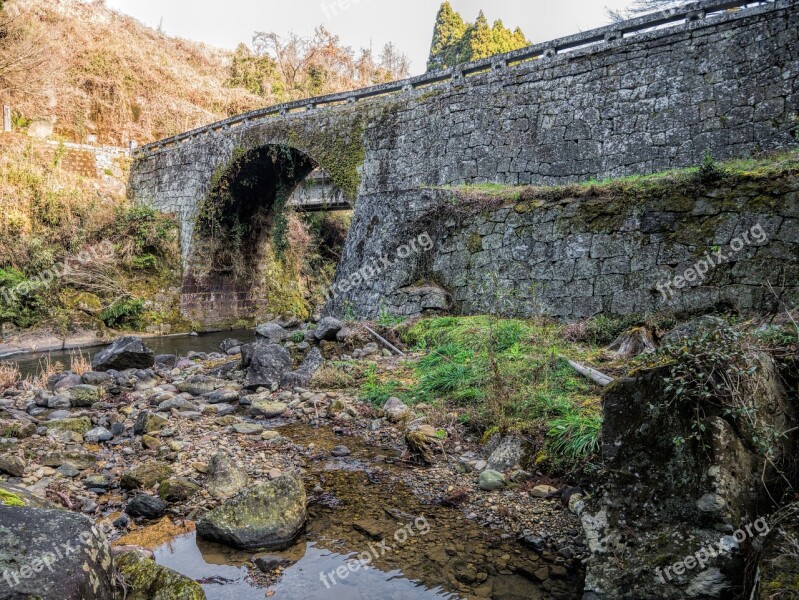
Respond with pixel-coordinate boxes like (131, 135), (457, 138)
(134, 0), (780, 157)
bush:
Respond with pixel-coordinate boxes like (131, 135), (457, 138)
(100, 297), (144, 329)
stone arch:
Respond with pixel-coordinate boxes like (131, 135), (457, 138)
(181, 143), (339, 325)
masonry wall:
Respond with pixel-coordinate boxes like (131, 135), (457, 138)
(328, 168), (799, 320)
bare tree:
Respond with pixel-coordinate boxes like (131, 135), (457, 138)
(608, 0), (691, 21)
(0, 3), (49, 98)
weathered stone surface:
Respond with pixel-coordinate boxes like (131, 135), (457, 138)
(486, 436), (524, 472)
(0, 506), (114, 599)
(126, 494), (167, 519)
(134, 410), (168, 435)
(478, 470), (506, 491)
(91, 337), (154, 371)
(313, 317), (344, 342)
(382, 397), (411, 423)
(249, 397), (288, 419)
(0, 454), (25, 477)
(114, 549), (205, 600)
(121, 463), (175, 490)
(197, 474), (307, 551)
(255, 323), (289, 343)
(206, 453), (249, 499)
(158, 477), (200, 502)
(242, 344), (292, 391)
(66, 384), (101, 407)
(281, 347), (324, 389)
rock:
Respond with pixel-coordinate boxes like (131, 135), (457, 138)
(256, 323), (289, 343)
(158, 477), (200, 502)
(91, 337), (154, 372)
(84, 427), (113, 443)
(126, 494), (168, 520)
(473, 460), (487, 471)
(42, 450), (96, 470)
(176, 375), (219, 396)
(531, 484), (558, 498)
(254, 554), (285, 573)
(141, 434), (161, 449)
(206, 453), (249, 500)
(220, 338), (243, 353)
(242, 344), (292, 391)
(232, 422), (263, 435)
(509, 469), (533, 484)
(66, 384), (101, 407)
(44, 416), (92, 435)
(486, 436), (524, 472)
(261, 431), (281, 442)
(207, 389), (239, 404)
(313, 317), (344, 342)
(114, 550), (205, 600)
(197, 474), (307, 551)
(0, 454), (25, 477)
(84, 475), (110, 490)
(249, 396), (288, 419)
(157, 398), (199, 412)
(50, 372), (82, 392)
(121, 464), (174, 490)
(0, 505), (114, 599)
(57, 464), (81, 478)
(331, 445), (351, 457)
(281, 347), (324, 388)
(662, 315), (726, 345)
(81, 371), (113, 386)
(383, 397), (411, 422)
(46, 394), (71, 409)
(134, 411), (168, 435)
(478, 470), (506, 491)
(154, 354), (177, 368)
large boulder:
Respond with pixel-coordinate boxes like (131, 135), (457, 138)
(255, 323), (289, 344)
(314, 317), (344, 342)
(0, 505), (114, 599)
(281, 347), (324, 389)
(206, 453), (249, 499)
(91, 337), (154, 372)
(114, 549), (206, 600)
(242, 343), (292, 391)
(197, 474), (307, 551)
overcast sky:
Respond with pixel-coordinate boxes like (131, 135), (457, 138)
(104, 0), (638, 75)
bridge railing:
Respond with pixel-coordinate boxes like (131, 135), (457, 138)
(133, 0), (778, 157)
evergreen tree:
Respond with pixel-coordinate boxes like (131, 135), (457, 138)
(427, 1), (466, 71)
(427, 4), (530, 71)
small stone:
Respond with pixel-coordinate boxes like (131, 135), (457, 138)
(531, 485), (558, 498)
(158, 477), (200, 502)
(84, 427), (113, 443)
(141, 435), (161, 449)
(478, 470), (506, 491)
(232, 423), (264, 435)
(126, 494), (167, 519)
(331, 446), (351, 457)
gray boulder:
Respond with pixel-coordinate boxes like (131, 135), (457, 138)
(197, 474), (307, 551)
(486, 436), (524, 472)
(314, 317), (344, 341)
(206, 453), (249, 499)
(383, 397), (411, 422)
(91, 337), (154, 372)
(243, 344), (292, 391)
(478, 470), (506, 491)
(256, 323), (289, 343)
(281, 347), (324, 388)
(0, 505), (114, 599)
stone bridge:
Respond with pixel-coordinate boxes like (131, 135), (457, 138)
(129, 0), (799, 324)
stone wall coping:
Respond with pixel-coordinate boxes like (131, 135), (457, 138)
(133, 0), (785, 158)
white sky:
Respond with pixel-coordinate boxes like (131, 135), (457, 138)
(104, 0), (639, 75)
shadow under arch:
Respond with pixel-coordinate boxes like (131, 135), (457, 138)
(182, 144), (323, 325)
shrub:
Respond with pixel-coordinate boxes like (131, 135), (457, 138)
(100, 297), (144, 329)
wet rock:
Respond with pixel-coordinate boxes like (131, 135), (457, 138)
(486, 436), (524, 472)
(242, 344), (292, 391)
(92, 336), (154, 372)
(256, 323), (289, 344)
(114, 549), (205, 600)
(121, 463), (174, 490)
(84, 427), (113, 443)
(158, 477), (200, 502)
(134, 411), (168, 435)
(254, 554), (286, 573)
(478, 470), (506, 491)
(0, 454), (25, 477)
(124, 491), (167, 520)
(206, 453), (249, 500)
(383, 397), (411, 422)
(0, 505), (114, 599)
(313, 317), (344, 342)
(197, 474), (307, 551)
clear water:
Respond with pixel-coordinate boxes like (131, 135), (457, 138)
(10, 329), (254, 378)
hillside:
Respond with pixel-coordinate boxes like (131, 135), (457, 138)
(0, 0), (267, 145)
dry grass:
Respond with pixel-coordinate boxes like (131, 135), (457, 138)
(68, 348), (91, 375)
(24, 354), (64, 389)
(0, 361), (20, 388)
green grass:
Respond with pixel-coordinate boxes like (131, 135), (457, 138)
(397, 315), (605, 470)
